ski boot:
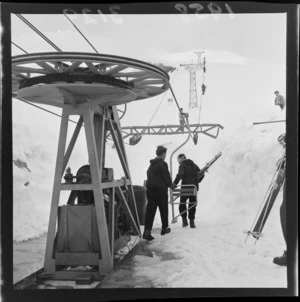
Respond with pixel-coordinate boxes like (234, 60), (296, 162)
(273, 251), (287, 266)
(182, 217), (188, 227)
(161, 227), (171, 235)
(143, 229), (154, 241)
(190, 219), (196, 228)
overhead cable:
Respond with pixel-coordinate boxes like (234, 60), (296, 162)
(14, 98), (126, 144)
(16, 97), (78, 125)
(15, 14), (62, 52)
(147, 68), (179, 127)
(64, 13), (99, 53)
(11, 41), (28, 54)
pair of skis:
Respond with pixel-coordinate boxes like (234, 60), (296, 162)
(197, 152), (222, 181)
(244, 150), (286, 243)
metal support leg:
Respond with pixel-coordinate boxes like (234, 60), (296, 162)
(82, 107), (112, 275)
(44, 109), (69, 272)
(62, 116), (83, 174)
(107, 118), (141, 236)
(115, 187), (140, 235)
(111, 106), (141, 232)
(108, 187), (115, 267)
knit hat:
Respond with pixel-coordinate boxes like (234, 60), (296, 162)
(156, 145), (167, 156)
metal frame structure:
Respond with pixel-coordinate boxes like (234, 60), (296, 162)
(170, 184), (198, 223)
(12, 52), (170, 104)
(12, 52), (170, 280)
(180, 51), (205, 108)
(120, 123), (223, 139)
(106, 122), (223, 146)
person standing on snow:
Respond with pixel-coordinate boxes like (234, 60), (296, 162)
(273, 134), (287, 266)
(173, 154), (204, 228)
(273, 181), (287, 266)
(143, 146), (175, 241)
(274, 91), (285, 111)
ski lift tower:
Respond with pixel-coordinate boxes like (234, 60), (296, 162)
(12, 52), (170, 280)
(180, 51), (205, 108)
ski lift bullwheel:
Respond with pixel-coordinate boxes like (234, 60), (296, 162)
(12, 52), (170, 108)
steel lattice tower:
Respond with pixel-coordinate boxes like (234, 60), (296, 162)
(180, 51), (205, 108)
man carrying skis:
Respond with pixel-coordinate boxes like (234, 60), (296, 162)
(173, 154), (204, 228)
(143, 146), (175, 241)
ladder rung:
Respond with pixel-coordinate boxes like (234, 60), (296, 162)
(173, 189), (196, 193)
(173, 193), (196, 196)
(170, 202), (197, 205)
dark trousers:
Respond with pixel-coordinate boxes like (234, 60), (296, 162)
(280, 182), (286, 244)
(179, 195), (197, 220)
(144, 187), (169, 230)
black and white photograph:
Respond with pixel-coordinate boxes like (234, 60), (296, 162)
(1, 1), (298, 300)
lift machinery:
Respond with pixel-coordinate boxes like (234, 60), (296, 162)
(12, 52), (170, 280)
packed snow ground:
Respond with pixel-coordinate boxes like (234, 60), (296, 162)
(128, 200), (287, 288)
(12, 98), (288, 287)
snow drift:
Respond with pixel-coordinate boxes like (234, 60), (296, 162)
(129, 108), (287, 288)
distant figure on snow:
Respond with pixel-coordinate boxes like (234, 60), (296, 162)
(274, 91), (285, 111)
(173, 154), (205, 228)
(143, 146), (175, 241)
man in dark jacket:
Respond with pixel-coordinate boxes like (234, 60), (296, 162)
(143, 146), (175, 241)
(173, 153), (204, 228)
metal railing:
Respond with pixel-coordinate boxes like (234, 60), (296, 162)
(169, 184), (197, 223)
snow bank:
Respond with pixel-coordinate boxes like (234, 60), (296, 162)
(199, 108), (285, 228)
(130, 108), (287, 288)
(13, 120), (57, 242)
(12, 100), (88, 242)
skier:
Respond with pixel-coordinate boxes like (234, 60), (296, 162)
(173, 154), (204, 228)
(274, 91), (285, 111)
(143, 146), (175, 241)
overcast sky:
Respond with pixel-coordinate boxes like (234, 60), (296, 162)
(11, 13), (286, 64)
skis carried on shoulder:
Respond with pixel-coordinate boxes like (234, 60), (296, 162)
(244, 151), (286, 243)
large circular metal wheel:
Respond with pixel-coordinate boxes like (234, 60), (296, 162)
(12, 52), (170, 109)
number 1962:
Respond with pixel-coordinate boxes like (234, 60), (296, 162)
(175, 2), (235, 21)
